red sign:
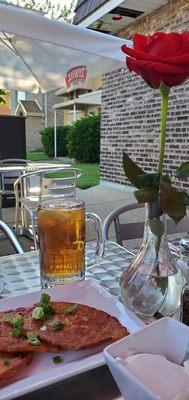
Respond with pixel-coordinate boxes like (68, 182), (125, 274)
(65, 65), (87, 88)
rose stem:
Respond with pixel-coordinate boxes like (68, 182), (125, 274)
(158, 84), (170, 175)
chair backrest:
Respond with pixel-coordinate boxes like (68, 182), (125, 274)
(0, 158), (30, 194)
(0, 159), (29, 165)
(103, 202), (189, 246)
(14, 166), (82, 205)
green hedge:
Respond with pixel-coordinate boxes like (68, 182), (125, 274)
(68, 114), (100, 163)
(40, 126), (70, 157)
(40, 114), (101, 162)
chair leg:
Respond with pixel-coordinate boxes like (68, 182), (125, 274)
(30, 211), (38, 251)
(15, 200), (20, 235)
(0, 194), (3, 221)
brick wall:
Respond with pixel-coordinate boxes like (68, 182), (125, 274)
(100, 0), (189, 189)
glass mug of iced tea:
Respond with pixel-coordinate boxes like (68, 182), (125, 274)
(37, 198), (104, 288)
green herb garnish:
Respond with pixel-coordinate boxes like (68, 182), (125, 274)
(64, 304), (79, 315)
(3, 314), (23, 328)
(52, 321), (64, 331)
(39, 293), (54, 320)
(3, 313), (14, 323)
(40, 325), (47, 331)
(12, 327), (22, 337)
(26, 332), (41, 346)
(52, 356), (62, 364)
(40, 293), (51, 305)
(2, 357), (9, 365)
(12, 316), (23, 327)
(32, 307), (45, 320)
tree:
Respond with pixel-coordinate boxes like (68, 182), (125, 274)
(0, 89), (7, 105)
(6, 0), (75, 22)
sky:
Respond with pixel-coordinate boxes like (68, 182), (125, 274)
(6, 0), (76, 8)
(60, 0), (73, 5)
(5, 0), (76, 19)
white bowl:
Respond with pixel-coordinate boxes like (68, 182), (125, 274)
(104, 317), (189, 400)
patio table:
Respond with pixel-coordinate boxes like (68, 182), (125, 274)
(0, 240), (136, 400)
(0, 162), (71, 174)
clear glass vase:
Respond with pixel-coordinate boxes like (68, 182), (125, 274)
(120, 202), (185, 319)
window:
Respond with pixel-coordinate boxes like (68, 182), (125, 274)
(17, 91), (25, 101)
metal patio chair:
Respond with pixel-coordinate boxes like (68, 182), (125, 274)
(0, 158), (31, 219)
(103, 202), (189, 246)
(0, 219), (23, 254)
(0, 219), (23, 295)
(14, 166), (82, 250)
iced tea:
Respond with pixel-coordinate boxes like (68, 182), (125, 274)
(38, 198), (85, 286)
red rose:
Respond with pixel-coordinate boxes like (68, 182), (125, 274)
(121, 32), (189, 89)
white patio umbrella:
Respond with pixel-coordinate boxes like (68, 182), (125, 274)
(0, 3), (131, 93)
(0, 3), (131, 156)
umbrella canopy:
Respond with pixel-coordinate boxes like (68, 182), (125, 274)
(0, 3), (131, 93)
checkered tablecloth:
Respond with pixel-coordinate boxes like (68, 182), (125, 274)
(0, 241), (135, 299)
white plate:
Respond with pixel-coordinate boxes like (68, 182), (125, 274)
(0, 279), (145, 400)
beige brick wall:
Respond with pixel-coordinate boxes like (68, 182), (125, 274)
(25, 116), (44, 151)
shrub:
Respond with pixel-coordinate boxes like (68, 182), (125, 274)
(67, 114), (100, 163)
(40, 126), (70, 157)
(66, 125), (75, 159)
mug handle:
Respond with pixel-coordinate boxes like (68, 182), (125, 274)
(85, 212), (104, 268)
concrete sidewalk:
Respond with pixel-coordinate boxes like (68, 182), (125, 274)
(1, 183), (138, 255)
(76, 183), (136, 241)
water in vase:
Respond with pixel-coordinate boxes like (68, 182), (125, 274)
(120, 204), (186, 318)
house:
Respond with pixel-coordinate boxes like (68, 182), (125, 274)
(54, 74), (101, 126)
(0, 92), (11, 115)
(12, 90), (63, 152)
(73, 0), (168, 35)
(74, 0), (189, 190)
(14, 100), (44, 151)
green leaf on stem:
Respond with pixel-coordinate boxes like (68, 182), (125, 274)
(180, 191), (189, 206)
(139, 173), (160, 188)
(161, 175), (172, 185)
(154, 276), (168, 295)
(134, 188), (158, 204)
(175, 162), (189, 180)
(123, 152), (146, 189)
(160, 181), (186, 224)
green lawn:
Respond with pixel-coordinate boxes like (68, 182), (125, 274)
(27, 152), (99, 190)
(27, 151), (50, 162)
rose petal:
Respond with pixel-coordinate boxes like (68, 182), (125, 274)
(147, 32), (167, 48)
(121, 45), (163, 62)
(126, 58), (161, 88)
(133, 34), (148, 51)
(122, 45), (189, 69)
(161, 54), (189, 70)
(124, 31), (189, 88)
(177, 41), (189, 55)
(147, 32), (183, 58)
(181, 32), (189, 40)
(153, 62), (186, 74)
(126, 58), (189, 88)
(162, 73), (189, 87)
